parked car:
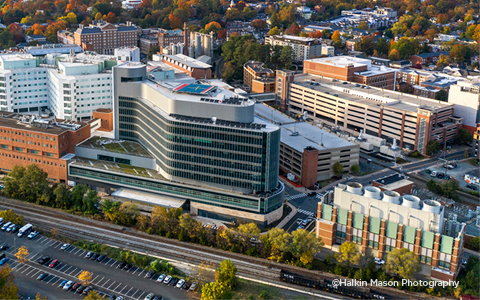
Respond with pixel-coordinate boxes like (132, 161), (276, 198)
(124, 264), (133, 270)
(146, 271), (156, 278)
(176, 279), (185, 288)
(38, 256), (50, 265)
(82, 287), (92, 295)
(145, 293), (155, 300)
(6, 224), (15, 233)
(374, 258), (385, 265)
(466, 184), (479, 191)
(49, 259), (59, 268)
(90, 253), (99, 260)
(0, 257), (8, 265)
(85, 251), (93, 259)
(169, 278), (178, 286)
(437, 172), (445, 179)
(77, 285), (87, 294)
(156, 274), (166, 282)
(28, 231), (39, 239)
(1, 222), (11, 231)
(96, 254), (106, 262)
(10, 225), (19, 233)
(117, 262), (126, 269)
(163, 275), (172, 284)
(0, 244), (9, 250)
(63, 281), (74, 290)
(189, 282), (198, 292)
(59, 280), (68, 288)
(107, 295), (116, 300)
(308, 192), (317, 196)
(37, 273), (49, 281)
(61, 243), (70, 250)
(71, 282), (81, 291)
(430, 171), (437, 177)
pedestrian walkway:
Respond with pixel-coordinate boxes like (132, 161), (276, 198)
(285, 193), (307, 200)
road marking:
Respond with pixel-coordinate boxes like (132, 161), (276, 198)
(119, 284), (128, 294)
(62, 266), (72, 273)
(92, 275), (99, 282)
(45, 275), (55, 283)
(113, 282), (122, 291)
(101, 279), (111, 287)
(107, 280), (117, 289)
(103, 258), (111, 265)
(68, 267), (78, 275)
(52, 278), (61, 285)
(137, 269), (145, 277)
(125, 287), (133, 295)
(30, 270), (42, 278)
(109, 260), (117, 267)
(58, 264), (69, 272)
(20, 266), (32, 274)
(130, 289), (140, 298)
(24, 267), (36, 276)
(68, 247), (76, 253)
(11, 263), (26, 271)
(46, 240), (57, 247)
(130, 267), (138, 274)
(136, 291), (145, 300)
(96, 277), (105, 285)
(74, 249), (82, 255)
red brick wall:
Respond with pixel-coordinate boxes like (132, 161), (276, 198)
(301, 147), (318, 188)
(303, 61), (367, 81)
(92, 110), (113, 132)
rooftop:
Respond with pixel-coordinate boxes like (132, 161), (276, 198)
(294, 74), (453, 113)
(161, 54), (212, 69)
(254, 103), (355, 152)
(77, 136), (152, 158)
(373, 172), (410, 186)
(112, 188), (186, 209)
(0, 113), (87, 134)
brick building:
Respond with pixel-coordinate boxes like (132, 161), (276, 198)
(139, 36), (159, 55)
(243, 61), (275, 93)
(160, 54), (212, 79)
(72, 21), (138, 55)
(0, 113), (90, 182)
(303, 56), (397, 90)
(316, 182), (466, 281)
(410, 51), (449, 66)
(158, 29), (187, 48)
(92, 109), (113, 132)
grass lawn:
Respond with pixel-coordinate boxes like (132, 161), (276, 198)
(316, 178), (337, 188)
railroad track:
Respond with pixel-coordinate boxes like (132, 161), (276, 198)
(0, 197), (432, 300)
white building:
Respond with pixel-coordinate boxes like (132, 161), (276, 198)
(321, 44), (334, 56)
(448, 80), (480, 131)
(115, 47), (140, 63)
(296, 6), (312, 19)
(122, 0), (142, 10)
(265, 35), (323, 61)
(0, 53), (115, 121)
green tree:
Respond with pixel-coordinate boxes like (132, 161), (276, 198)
(435, 90), (448, 101)
(0, 210), (23, 225)
(335, 241), (361, 268)
(467, 237), (480, 251)
(456, 128), (473, 145)
(350, 164), (360, 174)
(84, 290), (103, 300)
(333, 161), (343, 178)
(0, 265), (19, 299)
(237, 222), (260, 235)
(260, 227), (291, 261)
(201, 282), (227, 300)
(71, 184), (88, 212)
(425, 140), (440, 156)
(279, 46), (294, 69)
(54, 183), (71, 209)
(83, 190), (100, 214)
(385, 248), (420, 279)
(147, 46), (160, 60)
(374, 38), (389, 56)
(269, 11), (279, 28)
(215, 259), (237, 289)
(268, 26), (282, 36)
(289, 229), (323, 265)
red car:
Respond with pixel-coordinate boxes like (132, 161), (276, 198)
(48, 259), (59, 268)
(71, 282), (81, 291)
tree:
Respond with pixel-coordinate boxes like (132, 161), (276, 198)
(385, 248), (420, 279)
(0, 210), (23, 225)
(36, 292), (48, 300)
(269, 11), (279, 29)
(331, 30), (341, 43)
(268, 26), (281, 36)
(436, 54), (450, 69)
(467, 237), (480, 251)
(279, 46), (294, 70)
(350, 164), (360, 174)
(0, 266), (18, 299)
(435, 90), (448, 101)
(335, 241), (361, 268)
(237, 222), (260, 235)
(215, 259), (237, 289)
(147, 46), (160, 60)
(333, 161), (343, 178)
(289, 229), (324, 265)
(84, 290), (103, 300)
(450, 44), (472, 64)
(251, 19), (267, 30)
(260, 227), (290, 262)
(388, 49), (400, 61)
(15, 246), (29, 263)
(374, 38), (389, 56)
(425, 140), (440, 156)
(196, 262), (216, 285)
(357, 21), (369, 31)
(94, 12), (102, 21)
(78, 270), (93, 285)
(456, 129), (473, 145)
(201, 282), (227, 300)
(168, 14), (182, 29)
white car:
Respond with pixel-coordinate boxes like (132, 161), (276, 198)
(163, 275), (172, 284)
(156, 274), (166, 282)
(60, 243), (70, 250)
(176, 279), (185, 288)
(374, 258), (385, 265)
(28, 231), (39, 239)
(144, 293), (155, 300)
(63, 280), (74, 290)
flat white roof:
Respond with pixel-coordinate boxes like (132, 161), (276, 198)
(306, 56), (372, 68)
(162, 54), (212, 69)
(254, 103), (295, 125)
(111, 188), (186, 209)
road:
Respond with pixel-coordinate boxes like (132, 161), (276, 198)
(0, 229), (189, 300)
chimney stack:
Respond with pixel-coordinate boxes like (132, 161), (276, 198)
(183, 22), (188, 56)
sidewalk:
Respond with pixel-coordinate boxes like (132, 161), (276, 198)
(276, 202), (297, 229)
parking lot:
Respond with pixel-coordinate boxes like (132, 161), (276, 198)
(422, 161), (478, 189)
(0, 228), (192, 300)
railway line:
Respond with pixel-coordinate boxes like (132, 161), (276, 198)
(0, 197), (429, 299)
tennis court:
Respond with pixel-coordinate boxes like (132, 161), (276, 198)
(173, 83), (215, 94)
